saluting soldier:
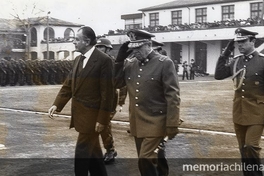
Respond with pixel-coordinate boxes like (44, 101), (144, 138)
(115, 29), (181, 176)
(215, 28), (264, 176)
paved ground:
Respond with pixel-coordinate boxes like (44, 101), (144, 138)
(0, 76), (264, 175)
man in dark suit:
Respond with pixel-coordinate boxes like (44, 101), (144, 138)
(215, 28), (264, 176)
(48, 26), (114, 176)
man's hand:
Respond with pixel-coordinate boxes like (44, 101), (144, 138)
(116, 41), (133, 62)
(222, 39), (235, 57)
(95, 122), (105, 133)
(166, 127), (179, 140)
(48, 105), (57, 119)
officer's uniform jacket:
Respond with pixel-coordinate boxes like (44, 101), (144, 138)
(215, 50), (264, 125)
(115, 50), (180, 138)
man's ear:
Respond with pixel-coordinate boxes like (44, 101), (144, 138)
(85, 39), (91, 46)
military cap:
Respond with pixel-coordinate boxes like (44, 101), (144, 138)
(151, 39), (164, 50)
(234, 28), (258, 41)
(127, 29), (155, 49)
(96, 38), (113, 49)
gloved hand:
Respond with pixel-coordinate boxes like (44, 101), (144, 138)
(222, 39), (235, 57)
(116, 41), (133, 62)
(166, 127), (179, 140)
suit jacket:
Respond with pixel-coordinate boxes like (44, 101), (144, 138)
(115, 51), (180, 138)
(53, 48), (114, 133)
(215, 51), (264, 125)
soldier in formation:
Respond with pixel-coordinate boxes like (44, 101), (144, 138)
(0, 58), (73, 86)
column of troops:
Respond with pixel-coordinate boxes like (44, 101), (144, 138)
(0, 59), (73, 86)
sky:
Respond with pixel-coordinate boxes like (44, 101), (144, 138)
(0, 0), (174, 35)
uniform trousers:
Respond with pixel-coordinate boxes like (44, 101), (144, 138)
(134, 137), (168, 176)
(234, 123), (264, 176)
(74, 132), (108, 176)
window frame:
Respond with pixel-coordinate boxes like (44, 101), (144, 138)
(171, 10), (182, 25)
(149, 12), (159, 27)
(222, 5), (235, 21)
(195, 8), (207, 23)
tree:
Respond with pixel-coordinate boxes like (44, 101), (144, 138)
(9, 1), (45, 59)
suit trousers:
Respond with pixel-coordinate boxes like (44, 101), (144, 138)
(234, 123), (264, 176)
(75, 132), (108, 176)
(134, 137), (168, 176)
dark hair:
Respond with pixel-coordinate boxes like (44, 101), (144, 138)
(249, 36), (256, 42)
(78, 26), (97, 45)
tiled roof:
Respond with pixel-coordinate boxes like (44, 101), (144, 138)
(139, 0), (252, 11)
(0, 17), (83, 33)
(26, 17), (83, 27)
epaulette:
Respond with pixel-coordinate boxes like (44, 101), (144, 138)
(126, 57), (137, 62)
(158, 56), (168, 62)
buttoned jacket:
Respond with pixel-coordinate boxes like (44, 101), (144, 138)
(53, 48), (114, 133)
(215, 51), (264, 125)
(115, 51), (180, 138)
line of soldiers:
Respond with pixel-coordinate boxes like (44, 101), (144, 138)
(0, 58), (73, 86)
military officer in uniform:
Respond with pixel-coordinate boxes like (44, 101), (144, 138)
(95, 38), (128, 164)
(215, 28), (264, 176)
(115, 29), (181, 176)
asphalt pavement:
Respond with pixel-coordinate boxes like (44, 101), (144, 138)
(0, 109), (247, 176)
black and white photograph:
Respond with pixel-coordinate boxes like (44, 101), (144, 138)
(1, 0), (264, 175)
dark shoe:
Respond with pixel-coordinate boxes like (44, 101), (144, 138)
(104, 150), (117, 164)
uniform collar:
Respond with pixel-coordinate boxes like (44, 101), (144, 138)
(138, 49), (154, 65)
(244, 50), (257, 61)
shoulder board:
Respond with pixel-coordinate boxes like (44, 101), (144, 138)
(126, 57), (137, 62)
(233, 54), (243, 59)
(159, 56), (168, 62)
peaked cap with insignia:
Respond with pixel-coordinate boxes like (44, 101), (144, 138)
(127, 29), (155, 49)
(234, 28), (258, 41)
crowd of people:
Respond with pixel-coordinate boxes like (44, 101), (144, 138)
(0, 59), (73, 86)
(108, 17), (263, 35)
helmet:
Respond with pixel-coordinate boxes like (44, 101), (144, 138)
(96, 38), (113, 49)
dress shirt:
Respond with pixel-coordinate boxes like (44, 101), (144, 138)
(82, 46), (95, 68)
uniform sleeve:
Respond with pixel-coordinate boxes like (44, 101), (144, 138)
(162, 58), (181, 127)
(114, 61), (126, 89)
(214, 55), (232, 80)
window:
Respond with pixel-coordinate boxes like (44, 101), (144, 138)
(30, 27), (37, 47)
(195, 8), (207, 23)
(150, 13), (159, 27)
(125, 19), (142, 30)
(251, 2), (263, 19)
(222, 5), (234, 21)
(44, 27), (55, 41)
(172, 10), (182, 25)
(64, 28), (75, 40)
(125, 24), (142, 30)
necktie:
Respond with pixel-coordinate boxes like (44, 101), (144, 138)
(78, 55), (85, 74)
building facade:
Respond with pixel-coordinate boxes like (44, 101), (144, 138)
(0, 17), (83, 60)
(106, 0), (264, 75)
